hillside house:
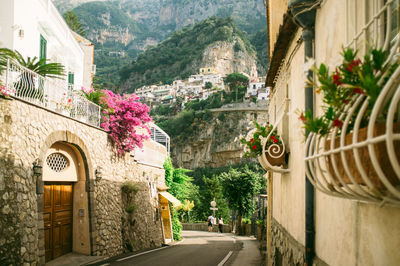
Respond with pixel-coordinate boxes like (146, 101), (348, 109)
(263, 0), (400, 265)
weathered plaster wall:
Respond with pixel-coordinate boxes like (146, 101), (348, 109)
(0, 98), (166, 265)
(268, 0), (400, 266)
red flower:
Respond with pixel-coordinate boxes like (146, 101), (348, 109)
(333, 118), (343, 128)
(252, 145), (257, 150)
(68, 99), (72, 103)
(299, 112), (306, 122)
(273, 138), (278, 143)
(333, 69), (342, 85)
(271, 135), (275, 140)
(352, 87), (364, 94)
(250, 138), (254, 143)
(346, 59), (361, 72)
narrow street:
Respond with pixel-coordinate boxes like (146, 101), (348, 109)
(89, 231), (262, 266)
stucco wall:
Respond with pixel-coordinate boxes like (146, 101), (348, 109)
(268, 0), (400, 266)
(0, 0), (85, 87)
(0, 97), (167, 265)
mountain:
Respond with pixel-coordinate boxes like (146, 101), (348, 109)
(119, 17), (258, 91)
(52, 0), (268, 88)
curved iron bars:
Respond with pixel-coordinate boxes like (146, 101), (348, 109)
(259, 98), (290, 173)
(305, 3), (400, 205)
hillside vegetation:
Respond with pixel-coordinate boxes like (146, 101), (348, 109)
(53, 0), (267, 89)
(120, 17), (255, 91)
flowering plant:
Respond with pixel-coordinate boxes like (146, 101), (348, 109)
(299, 47), (399, 137)
(99, 89), (152, 155)
(61, 92), (72, 110)
(241, 121), (282, 158)
(0, 85), (15, 98)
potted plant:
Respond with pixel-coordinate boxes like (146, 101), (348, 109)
(299, 47), (400, 189)
(241, 121), (286, 167)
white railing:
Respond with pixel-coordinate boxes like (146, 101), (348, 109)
(150, 123), (170, 153)
(305, 2), (400, 206)
(1, 59), (101, 127)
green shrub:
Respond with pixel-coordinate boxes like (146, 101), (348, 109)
(121, 181), (139, 194)
(125, 204), (137, 214)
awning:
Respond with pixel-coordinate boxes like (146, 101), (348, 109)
(159, 191), (182, 208)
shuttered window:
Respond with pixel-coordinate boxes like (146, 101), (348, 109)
(40, 35), (47, 61)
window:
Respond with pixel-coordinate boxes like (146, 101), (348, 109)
(346, 0), (399, 52)
(39, 35), (47, 61)
(68, 72), (74, 85)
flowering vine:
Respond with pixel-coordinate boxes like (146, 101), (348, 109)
(84, 88), (152, 155)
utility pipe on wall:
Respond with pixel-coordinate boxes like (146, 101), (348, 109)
(288, 1), (318, 265)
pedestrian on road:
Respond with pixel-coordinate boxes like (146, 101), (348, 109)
(207, 214), (213, 232)
(218, 216), (223, 233)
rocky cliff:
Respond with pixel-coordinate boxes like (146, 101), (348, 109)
(202, 40), (258, 77)
(171, 102), (269, 169)
(120, 17), (259, 91)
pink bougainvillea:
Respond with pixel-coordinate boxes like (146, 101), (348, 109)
(99, 89), (152, 155)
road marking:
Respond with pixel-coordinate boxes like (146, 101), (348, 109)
(116, 246), (169, 262)
(217, 251), (233, 266)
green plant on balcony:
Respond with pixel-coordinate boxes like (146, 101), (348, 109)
(0, 48), (65, 98)
(299, 47), (399, 137)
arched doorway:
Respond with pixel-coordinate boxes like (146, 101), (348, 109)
(42, 142), (90, 262)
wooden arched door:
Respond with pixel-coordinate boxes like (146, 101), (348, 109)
(43, 183), (73, 262)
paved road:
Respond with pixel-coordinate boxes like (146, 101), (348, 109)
(89, 231), (261, 266)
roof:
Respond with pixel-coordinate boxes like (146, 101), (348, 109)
(159, 191), (182, 208)
(265, 11), (299, 89)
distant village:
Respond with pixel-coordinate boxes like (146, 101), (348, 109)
(135, 67), (270, 107)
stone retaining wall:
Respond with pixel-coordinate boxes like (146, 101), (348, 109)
(0, 98), (167, 265)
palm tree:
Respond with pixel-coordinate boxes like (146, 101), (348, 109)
(0, 48), (65, 98)
(63, 10), (86, 37)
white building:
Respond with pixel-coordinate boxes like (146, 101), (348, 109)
(0, 0), (93, 91)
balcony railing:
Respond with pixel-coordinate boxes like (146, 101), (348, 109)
(1, 59), (101, 127)
(150, 123), (170, 153)
(305, 2), (400, 206)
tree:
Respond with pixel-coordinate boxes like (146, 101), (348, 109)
(164, 157), (199, 240)
(63, 10), (86, 37)
(220, 166), (264, 235)
(205, 81), (213, 89)
(224, 72), (249, 102)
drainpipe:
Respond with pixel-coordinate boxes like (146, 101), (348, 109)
(288, 1), (319, 265)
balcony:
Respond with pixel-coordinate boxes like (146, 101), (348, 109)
(0, 59), (101, 127)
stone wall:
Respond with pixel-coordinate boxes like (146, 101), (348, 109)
(0, 98), (167, 265)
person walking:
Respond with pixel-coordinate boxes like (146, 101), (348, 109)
(207, 214), (213, 232)
(218, 216), (224, 233)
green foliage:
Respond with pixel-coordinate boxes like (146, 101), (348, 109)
(220, 166), (264, 217)
(120, 17), (256, 90)
(240, 121), (282, 158)
(121, 181), (139, 194)
(223, 73), (249, 103)
(187, 162), (266, 222)
(125, 204), (137, 214)
(249, 28), (268, 75)
(63, 10), (86, 36)
(205, 81), (213, 89)
(299, 47), (399, 137)
(0, 48), (65, 78)
(171, 207), (183, 240)
(242, 218), (251, 224)
(163, 157), (199, 240)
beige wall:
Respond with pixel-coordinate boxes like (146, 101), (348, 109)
(269, 0), (400, 265)
(269, 29), (306, 247)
